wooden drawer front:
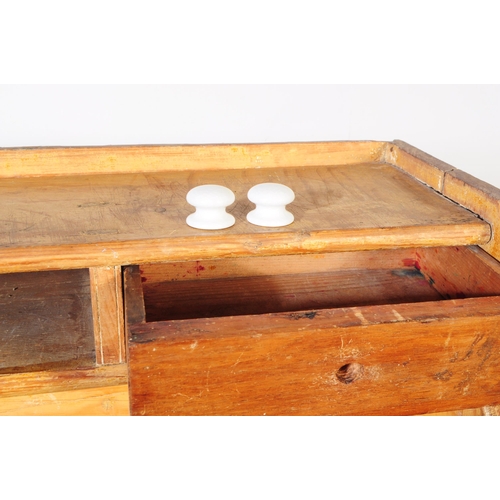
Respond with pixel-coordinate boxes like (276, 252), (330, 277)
(124, 246), (500, 415)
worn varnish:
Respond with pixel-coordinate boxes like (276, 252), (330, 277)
(126, 246), (500, 415)
(0, 269), (95, 374)
(127, 297), (500, 416)
(2, 140), (500, 416)
(0, 163), (490, 273)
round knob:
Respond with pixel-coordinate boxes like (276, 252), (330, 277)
(246, 183), (295, 227)
(186, 185), (235, 230)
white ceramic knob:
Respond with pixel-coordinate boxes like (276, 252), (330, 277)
(246, 183), (295, 227)
(186, 185), (235, 230)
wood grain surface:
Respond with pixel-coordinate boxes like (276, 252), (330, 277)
(90, 266), (125, 365)
(0, 269), (95, 374)
(0, 141), (386, 178)
(0, 385), (129, 416)
(127, 296), (500, 416)
(389, 140), (500, 261)
(126, 245), (500, 415)
(0, 163), (490, 273)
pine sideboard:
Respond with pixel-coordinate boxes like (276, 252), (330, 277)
(1, 140), (500, 416)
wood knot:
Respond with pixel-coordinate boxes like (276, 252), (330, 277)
(336, 363), (364, 384)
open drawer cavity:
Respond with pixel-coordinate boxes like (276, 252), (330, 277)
(125, 246), (500, 416)
(0, 269), (95, 374)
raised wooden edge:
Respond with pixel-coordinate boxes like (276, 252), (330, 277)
(386, 140), (500, 259)
(0, 141), (387, 178)
(443, 168), (500, 260)
(0, 224), (491, 274)
(0, 364), (127, 398)
(90, 266), (125, 365)
(383, 140), (456, 191)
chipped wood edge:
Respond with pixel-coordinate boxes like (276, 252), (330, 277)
(0, 141), (387, 178)
(90, 266), (125, 365)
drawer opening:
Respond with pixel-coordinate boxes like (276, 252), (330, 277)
(132, 246), (500, 323)
(0, 269), (96, 374)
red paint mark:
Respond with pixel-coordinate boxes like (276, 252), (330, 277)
(141, 277), (148, 283)
(195, 261), (205, 275)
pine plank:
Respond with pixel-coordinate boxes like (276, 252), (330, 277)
(0, 364), (128, 398)
(127, 296), (500, 415)
(90, 266), (125, 365)
(0, 385), (129, 416)
(0, 141), (386, 178)
(0, 163), (490, 273)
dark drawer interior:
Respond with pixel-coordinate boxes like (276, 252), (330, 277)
(136, 246), (500, 323)
(0, 268), (95, 374)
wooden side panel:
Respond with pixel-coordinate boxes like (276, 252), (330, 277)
(0, 385), (129, 416)
(0, 269), (95, 374)
(90, 266), (125, 365)
(385, 140), (455, 191)
(127, 297), (500, 416)
(416, 246), (500, 298)
(0, 141), (386, 178)
(443, 168), (500, 260)
(387, 140), (500, 261)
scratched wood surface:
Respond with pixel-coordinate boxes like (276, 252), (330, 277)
(0, 163), (490, 273)
(0, 141), (386, 178)
(126, 245), (500, 415)
(127, 296), (500, 416)
(0, 269), (95, 374)
(90, 266), (125, 365)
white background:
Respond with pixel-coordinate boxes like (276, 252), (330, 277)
(1, 84), (499, 186)
(2, 3), (500, 497)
